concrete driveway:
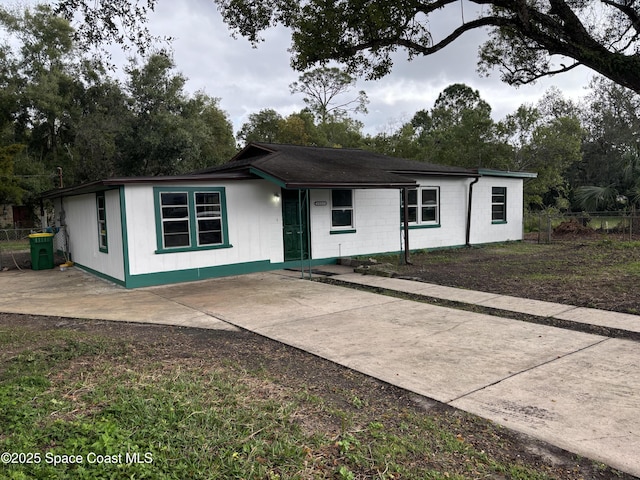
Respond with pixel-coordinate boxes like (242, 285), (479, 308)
(1, 267), (639, 477)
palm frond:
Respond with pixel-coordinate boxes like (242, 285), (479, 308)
(574, 185), (618, 211)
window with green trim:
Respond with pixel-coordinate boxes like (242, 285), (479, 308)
(331, 189), (354, 230)
(96, 193), (108, 252)
(154, 187), (230, 253)
(492, 187), (507, 222)
(402, 187), (440, 226)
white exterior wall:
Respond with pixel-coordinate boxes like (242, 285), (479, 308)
(469, 177), (524, 245)
(405, 177), (470, 250)
(124, 180), (283, 276)
(53, 174), (527, 287)
(309, 177), (475, 259)
(309, 188), (401, 258)
(59, 190), (125, 281)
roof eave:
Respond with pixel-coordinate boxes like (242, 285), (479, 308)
(284, 181), (417, 189)
(41, 172), (254, 199)
(477, 168), (538, 179)
(390, 170), (479, 178)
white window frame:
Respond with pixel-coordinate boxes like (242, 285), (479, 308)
(154, 187), (231, 253)
(194, 191), (223, 247)
(402, 186), (440, 226)
(159, 191), (191, 249)
(331, 189), (355, 231)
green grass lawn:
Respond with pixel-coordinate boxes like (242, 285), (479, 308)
(0, 320), (613, 480)
(0, 239), (29, 252)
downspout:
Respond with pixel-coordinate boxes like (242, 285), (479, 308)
(466, 177), (480, 247)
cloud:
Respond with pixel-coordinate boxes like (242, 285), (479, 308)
(3, 0), (593, 137)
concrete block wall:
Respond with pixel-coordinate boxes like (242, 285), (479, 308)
(469, 177), (524, 244)
(406, 178), (469, 250)
(309, 189), (402, 259)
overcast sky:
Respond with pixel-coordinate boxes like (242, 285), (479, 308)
(10, 0), (598, 137)
(136, 0), (597, 137)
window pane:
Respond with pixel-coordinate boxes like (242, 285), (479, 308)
(164, 220), (189, 234)
(492, 187), (506, 203)
(198, 218), (221, 232)
(196, 205), (221, 217)
(422, 189), (437, 205)
(161, 192), (188, 206)
(199, 231), (222, 245)
(408, 207), (417, 223)
(332, 189), (352, 207)
(332, 210), (352, 227)
(198, 218), (222, 245)
(407, 189), (417, 206)
(162, 206), (188, 219)
(164, 233), (190, 248)
(492, 205), (506, 221)
(196, 192), (220, 205)
(422, 207), (437, 222)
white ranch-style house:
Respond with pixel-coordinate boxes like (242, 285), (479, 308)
(42, 143), (536, 288)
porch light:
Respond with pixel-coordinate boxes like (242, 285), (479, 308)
(272, 192), (281, 203)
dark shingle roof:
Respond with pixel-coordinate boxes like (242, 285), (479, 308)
(196, 143), (478, 188)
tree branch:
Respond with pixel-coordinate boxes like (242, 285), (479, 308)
(504, 61), (583, 86)
(600, 0), (640, 35)
(347, 16), (512, 57)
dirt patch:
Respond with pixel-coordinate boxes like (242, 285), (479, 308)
(1, 250), (67, 271)
(0, 312), (635, 479)
(553, 219), (599, 237)
(363, 240), (640, 315)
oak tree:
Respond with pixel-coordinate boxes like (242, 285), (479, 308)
(51, 1), (640, 92)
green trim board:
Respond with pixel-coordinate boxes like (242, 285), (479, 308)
(401, 224), (441, 230)
(330, 229), (357, 235)
(249, 167), (287, 188)
(73, 262), (127, 288)
(122, 257), (340, 288)
(74, 238), (523, 289)
(478, 168), (537, 178)
(153, 186), (231, 254)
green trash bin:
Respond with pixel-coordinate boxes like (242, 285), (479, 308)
(28, 233), (55, 270)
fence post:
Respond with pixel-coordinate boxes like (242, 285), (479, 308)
(537, 213), (542, 244)
(547, 215), (552, 244)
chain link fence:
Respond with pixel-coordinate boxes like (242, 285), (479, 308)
(0, 227), (69, 270)
(525, 212), (640, 243)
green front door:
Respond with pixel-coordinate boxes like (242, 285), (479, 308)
(282, 189), (310, 261)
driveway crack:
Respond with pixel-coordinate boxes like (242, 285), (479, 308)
(447, 337), (612, 404)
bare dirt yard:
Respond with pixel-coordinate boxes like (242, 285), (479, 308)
(373, 239), (640, 315)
